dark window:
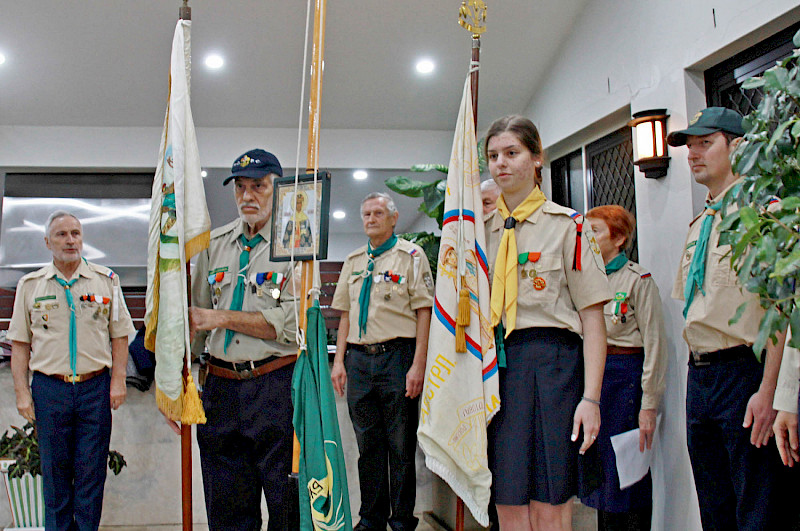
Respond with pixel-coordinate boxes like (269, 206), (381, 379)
(586, 126), (638, 262)
(550, 149), (583, 211)
(705, 21), (800, 114)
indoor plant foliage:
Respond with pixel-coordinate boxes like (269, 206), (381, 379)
(0, 422), (127, 479)
(719, 28), (800, 355)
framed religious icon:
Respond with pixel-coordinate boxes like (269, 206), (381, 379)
(270, 171), (331, 261)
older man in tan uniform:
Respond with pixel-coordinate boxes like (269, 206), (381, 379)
(669, 107), (798, 530)
(8, 211), (134, 531)
(331, 192), (433, 531)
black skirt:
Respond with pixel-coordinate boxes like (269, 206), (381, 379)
(488, 327), (601, 505)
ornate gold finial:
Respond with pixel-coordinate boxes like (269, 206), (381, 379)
(458, 0), (487, 36)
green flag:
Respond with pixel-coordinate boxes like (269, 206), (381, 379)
(292, 301), (352, 531)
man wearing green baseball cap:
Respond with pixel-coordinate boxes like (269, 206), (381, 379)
(670, 107), (799, 529)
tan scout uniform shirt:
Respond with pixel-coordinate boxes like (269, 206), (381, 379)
(774, 330), (799, 413)
(7, 260), (135, 375)
(672, 179), (762, 354)
(605, 260), (668, 410)
(331, 238), (434, 345)
(191, 219), (298, 361)
(486, 201), (613, 335)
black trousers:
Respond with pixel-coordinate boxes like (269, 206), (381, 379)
(687, 352), (800, 530)
(197, 363), (295, 531)
(346, 340), (419, 531)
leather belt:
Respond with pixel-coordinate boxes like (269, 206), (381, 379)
(607, 345), (644, 356)
(689, 344), (753, 367)
(348, 337), (415, 355)
(46, 368), (107, 384)
(207, 355), (297, 380)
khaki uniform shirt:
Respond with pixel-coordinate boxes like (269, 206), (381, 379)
(486, 201), (612, 335)
(331, 238), (434, 345)
(672, 179), (762, 353)
(7, 260), (135, 375)
(605, 260), (668, 410)
(191, 219), (298, 361)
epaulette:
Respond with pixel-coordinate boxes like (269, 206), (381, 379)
(542, 203), (584, 271)
(346, 245), (368, 260)
(210, 219), (239, 240)
(86, 261), (115, 279)
(625, 261), (651, 278)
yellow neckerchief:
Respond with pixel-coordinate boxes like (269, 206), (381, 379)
(490, 185), (547, 336)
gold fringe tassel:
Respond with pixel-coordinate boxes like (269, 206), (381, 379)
(455, 282), (470, 353)
(156, 385), (183, 422)
(180, 373), (207, 425)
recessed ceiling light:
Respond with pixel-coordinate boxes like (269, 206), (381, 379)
(415, 59), (435, 75)
(204, 54), (224, 69)
(0, 53), (6, 66)
(353, 170), (368, 180)
(200, 170), (208, 178)
(333, 210), (346, 219)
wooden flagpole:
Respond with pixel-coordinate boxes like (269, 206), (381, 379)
(456, 3), (486, 530)
(289, 0), (328, 526)
(179, 2), (193, 530)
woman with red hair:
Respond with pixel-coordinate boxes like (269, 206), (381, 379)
(581, 205), (668, 530)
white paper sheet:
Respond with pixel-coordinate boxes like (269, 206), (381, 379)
(610, 427), (654, 489)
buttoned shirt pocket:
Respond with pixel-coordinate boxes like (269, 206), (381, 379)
(348, 273), (364, 301)
(680, 243), (695, 287)
(29, 308), (51, 333)
(518, 253), (562, 305)
(603, 296), (638, 343)
(710, 245), (737, 287)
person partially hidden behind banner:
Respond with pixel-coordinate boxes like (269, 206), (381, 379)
(8, 211), (135, 531)
(183, 149), (299, 531)
(330, 191), (433, 531)
(484, 115), (612, 530)
(669, 107), (799, 529)
(481, 178), (501, 217)
(580, 205), (668, 530)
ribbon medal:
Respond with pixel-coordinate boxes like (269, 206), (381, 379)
(252, 271), (285, 299)
(611, 291), (628, 324)
(519, 252), (546, 290)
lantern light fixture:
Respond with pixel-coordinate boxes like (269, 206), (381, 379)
(629, 109), (670, 179)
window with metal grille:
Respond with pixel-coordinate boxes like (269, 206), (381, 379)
(705, 21), (800, 114)
(586, 126), (638, 262)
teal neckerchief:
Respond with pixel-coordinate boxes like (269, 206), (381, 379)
(357, 234), (398, 338)
(225, 233), (264, 353)
(605, 253), (628, 275)
(54, 276), (78, 382)
(683, 198), (724, 317)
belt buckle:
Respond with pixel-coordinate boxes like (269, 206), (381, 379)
(691, 352), (710, 367)
(66, 374), (81, 383)
(238, 361), (256, 379)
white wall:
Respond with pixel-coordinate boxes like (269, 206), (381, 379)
(526, 1), (800, 529)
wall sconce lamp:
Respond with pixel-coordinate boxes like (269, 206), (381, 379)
(629, 109), (670, 179)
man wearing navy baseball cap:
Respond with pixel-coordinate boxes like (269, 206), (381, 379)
(184, 148), (298, 530)
(670, 108), (799, 529)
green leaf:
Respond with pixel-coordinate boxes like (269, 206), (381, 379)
(792, 120), (800, 139)
(741, 76), (765, 89)
(738, 206), (758, 230)
(385, 176), (431, 198)
(411, 164), (449, 175)
(764, 67), (789, 92)
(771, 245), (800, 278)
(794, 27), (800, 48)
(753, 305), (780, 360)
(717, 209), (740, 232)
(767, 119), (795, 153)
(736, 142), (762, 176)
(781, 196), (800, 210)
(789, 305), (800, 349)
(728, 302), (748, 326)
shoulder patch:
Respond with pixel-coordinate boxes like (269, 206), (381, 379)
(542, 201), (582, 221)
(625, 260), (650, 278)
(86, 262), (114, 278)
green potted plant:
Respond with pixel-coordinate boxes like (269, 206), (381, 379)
(0, 422), (126, 529)
(719, 28), (800, 353)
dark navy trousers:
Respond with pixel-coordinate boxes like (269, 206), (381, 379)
(345, 340), (419, 531)
(197, 363), (294, 531)
(31, 370), (111, 531)
(686, 354), (800, 530)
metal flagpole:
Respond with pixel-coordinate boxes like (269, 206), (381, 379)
(288, 0), (328, 526)
(455, 3), (486, 530)
(179, 3), (193, 530)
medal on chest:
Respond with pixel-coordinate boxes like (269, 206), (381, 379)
(611, 291), (628, 324)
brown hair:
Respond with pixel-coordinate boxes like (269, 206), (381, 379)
(484, 115), (544, 185)
(586, 205), (636, 251)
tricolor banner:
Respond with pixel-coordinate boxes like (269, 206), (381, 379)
(417, 73), (498, 526)
(145, 19), (210, 423)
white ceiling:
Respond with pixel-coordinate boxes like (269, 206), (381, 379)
(0, 0), (590, 235)
(0, 0), (589, 131)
